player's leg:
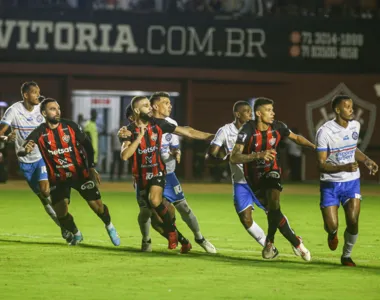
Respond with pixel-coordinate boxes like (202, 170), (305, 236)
(166, 172), (216, 253)
(341, 179), (361, 266)
(50, 184), (80, 245)
(234, 183), (266, 247)
(19, 160), (61, 227)
(320, 181), (341, 251)
(149, 179), (178, 249)
(263, 184), (311, 261)
(135, 185), (152, 250)
(76, 180), (120, 246)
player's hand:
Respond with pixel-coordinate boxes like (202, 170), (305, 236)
(343, 162), (359, 172)
(24, 140), (36, 153)
(138, 125), (146, 137)
(7, 131), (16, 142)
(90, 168), (101, 186)
(171, 149), (181, 164)
(258, 149), (277, 161)
(117, 126), (132, 139)
(364, 158), (378, 175)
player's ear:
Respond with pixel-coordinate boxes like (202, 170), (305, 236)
(41, 110), (47, 117)
(255, 110), (261, 118)
(133, 108), (139, 115)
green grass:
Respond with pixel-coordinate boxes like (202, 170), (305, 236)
(0, 186), (379, 300)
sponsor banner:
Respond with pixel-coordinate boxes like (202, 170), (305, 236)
(0, 12), (380, 72)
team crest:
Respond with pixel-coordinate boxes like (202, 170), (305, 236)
(62, 134), (70, 143)
(165, 133), (172, 141)
(145, 156), (152, 164)
(151, 132), (157, 141)
(306, 83), (377, 151)
(36, 115), (44, 123)
(269, 137), (276, 146)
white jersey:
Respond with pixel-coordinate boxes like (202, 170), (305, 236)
(161, 117), (180, 174)
(211, 122), (246, 184)
(1, 101), (44, 163)
(316, 119), (360, 182)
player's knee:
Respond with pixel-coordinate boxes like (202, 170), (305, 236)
(346, 215), (359, 228)
(239, 212), (253, 229)
(324, 222), (338, 234)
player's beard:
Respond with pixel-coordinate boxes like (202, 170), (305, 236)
(140, 112), (152, 122)
(47, 115), (60, 124)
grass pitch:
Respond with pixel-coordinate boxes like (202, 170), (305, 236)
(0, 181), (379, 300)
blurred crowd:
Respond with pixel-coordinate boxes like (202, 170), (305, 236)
(1, 0), (380, 18)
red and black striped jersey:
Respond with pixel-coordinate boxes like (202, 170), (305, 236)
(26, 119), (94, 183)
(122, 118), (176, 188)
(235, 120), (290, 184)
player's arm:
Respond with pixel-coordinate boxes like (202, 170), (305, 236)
(173, 126), (214, 141)
(17, 127), (40, 157)
(205, 144), (229, 166)
(230, 144), (275, 164)
(288, 132), (316, 150)
(317, 151), (358, 173)
(169, 134), (181, 164)
(120, 126), (145, 161)
(355, 148), (378, 175)
(0, 123), (10, 142)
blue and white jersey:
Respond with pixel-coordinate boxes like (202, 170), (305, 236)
(161, 117), (180, 174)
(316, 119), (360, 182)
(211, 122), (246, 184)
(1, 101), (44, 163)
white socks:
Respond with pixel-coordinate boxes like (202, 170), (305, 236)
(175, 200), (203, 240)
(342, 230), (358, 258)
(138, 208), (152, 242)
(43, 203), (61, 227)
(247, 222), (266, 247)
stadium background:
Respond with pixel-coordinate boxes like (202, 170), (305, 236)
(0, 2), (380, 300)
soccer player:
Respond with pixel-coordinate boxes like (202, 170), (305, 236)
(0, 82), (72, 242)
(120, 96), (214, 250)
(124, 105), (193, 253)
(316, 95), (378, 266)
(207, 101), (267, 248)
(149, 92), (217, 253)
(18, 98), (120, 246)
(230, 97), (315, 261)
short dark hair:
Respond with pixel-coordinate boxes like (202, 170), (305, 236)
(131, 96), (147, 109)
(233, 101), (251, 113)
(125, 104), (133, 119)
(20, 81), (38, 99)
(253, 97), (274, 112)
(149, 92), (170, 106)
(40, 98), (58, 114)
(331, 95), (351, 112)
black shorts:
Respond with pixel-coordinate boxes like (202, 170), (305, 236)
(249, 171), (283, 198)
(50, 179), (101, 205)
(136, 174), (166, 208)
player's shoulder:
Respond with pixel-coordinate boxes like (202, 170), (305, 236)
(5, 101), (23, 113)
(272, 120), (288, 129)
(165, 117), (178, 126)
(349, 120), (360, 129)
(318, 120), (335, 133)
(126, 122), (136, 131)
(61, 118), (81, 130)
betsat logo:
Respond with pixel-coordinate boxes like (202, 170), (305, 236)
(48, 146), (73, 156)
(138, 146), (158, 155)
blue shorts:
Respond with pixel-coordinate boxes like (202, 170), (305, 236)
(233, 183), (266, 214)
(19, 158), (48, 194)
(164, 172), (185, 203)
(320, 179), (361, 209)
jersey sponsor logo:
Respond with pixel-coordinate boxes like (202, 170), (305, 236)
(151, 132), (158, 141)
(165, 133), (172, 141)
(336, 149), (355, 162)
(81, 180), (95, 190)
(62, 134), (70, 143)
(36, 115), (44, 123)
(48, 146), (73, 156)
(306, 83), (376, 151)
(352, 132), (358, 140)
(145, 171), (163, 180)
(238, 133), (247, 142)
(138, 146), (158, 154)
(269, 137), (276, 146)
